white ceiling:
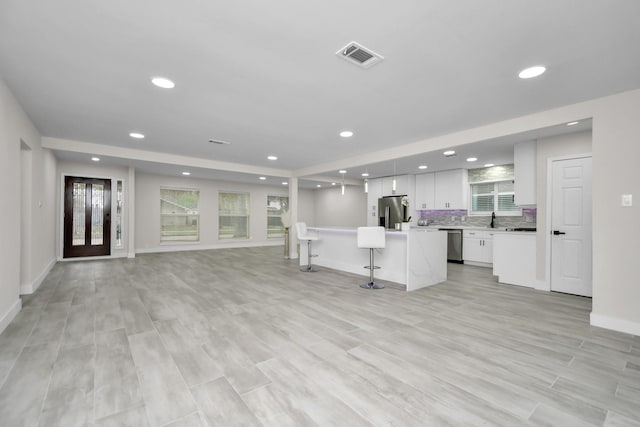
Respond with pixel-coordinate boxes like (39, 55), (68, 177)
(1, 1), (638, 186)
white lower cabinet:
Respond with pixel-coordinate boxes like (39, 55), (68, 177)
(493, 233), (537, 288)
(463, 230), (495, 266)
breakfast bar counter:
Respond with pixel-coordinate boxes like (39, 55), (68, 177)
(300, 227), (447, 291)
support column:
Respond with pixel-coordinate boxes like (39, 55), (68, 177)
(288, 177), (299, 259)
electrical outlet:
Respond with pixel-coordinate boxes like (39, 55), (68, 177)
(451, 216), (455, 221)
(461, 216), (466, 222)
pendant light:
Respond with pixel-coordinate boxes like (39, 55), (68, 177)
(392, 161), (397, 194)
(340, 171), (346, 196)
(364, 179), (368, 193)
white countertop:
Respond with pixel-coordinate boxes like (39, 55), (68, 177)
(309, 226), (443, 236)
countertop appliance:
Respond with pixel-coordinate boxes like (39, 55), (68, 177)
(378, 195), (408, 229)
(440, 228), (463, 263)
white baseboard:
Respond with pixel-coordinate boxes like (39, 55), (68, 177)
(590, 312), (640, 336)
(534, 280), (549, 292)
(0, 299), (22, 335)
(136, 240), (284, 254)
(20, 257), (56, 295)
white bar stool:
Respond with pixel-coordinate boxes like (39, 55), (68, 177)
(357, 226), (386, 289)
(296, 222), (319, 272)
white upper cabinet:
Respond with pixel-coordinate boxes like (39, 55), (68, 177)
(434, 169), (468, 210)
(514, 140), (537, 206)
(415, 173), (435, 210)
(381, 175), (413, 197)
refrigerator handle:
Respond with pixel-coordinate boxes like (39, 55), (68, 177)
(384, 206), (390, 229)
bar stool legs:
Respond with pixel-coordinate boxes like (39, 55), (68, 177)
(360, 247), (384, 289)
(300, 239), (318, 272)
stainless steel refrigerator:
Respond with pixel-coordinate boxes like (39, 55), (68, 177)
(378, 195), (407, 229)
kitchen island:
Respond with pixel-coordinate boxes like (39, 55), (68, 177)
(300, 227), (447, 291)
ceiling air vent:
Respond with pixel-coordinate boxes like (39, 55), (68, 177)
(208, 139), (231, 145)
(336, 41), (384, 69)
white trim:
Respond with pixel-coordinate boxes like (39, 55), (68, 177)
(464, 261), (492, 268)
(533, 280), (548, 291)
(590, 312), (640, 336)
(20, 257), (56, 295)
(0, 299), (22, 335)
(136, 240), (283, 254)
(545, 153), (593, 293)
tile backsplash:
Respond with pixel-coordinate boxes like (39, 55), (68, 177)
(417, 208), (537, 228)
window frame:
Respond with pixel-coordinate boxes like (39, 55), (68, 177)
(218, 191), (250, 240)
(468, 179), (522, 216)
(160, 187), (200, 242)
(266, 194), (289, 238)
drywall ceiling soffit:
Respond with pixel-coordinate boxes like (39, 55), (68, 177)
(0, 1), (631, 175)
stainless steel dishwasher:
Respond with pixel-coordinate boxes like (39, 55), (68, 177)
(440, 229), (463, 263)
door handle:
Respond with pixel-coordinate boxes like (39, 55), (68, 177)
(553, 230), (566, 235)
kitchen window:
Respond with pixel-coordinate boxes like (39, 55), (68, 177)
(160, 188), (200, 241)
(219, 192), (250, 239)
(267, 195), (288, 238)
(469, 180), (521, 216)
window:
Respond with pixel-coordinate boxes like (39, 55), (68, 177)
(470, 180), (521, 216)
(219, 192), (250, 239)
(115, 180), (124, 248)
(267, 195), (288, 238)
(160, 188), (199, 241)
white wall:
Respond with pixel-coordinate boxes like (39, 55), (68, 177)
(535, 131), (592, 281)
(0, 77), (56, 333)
(312, 185), (367, 227)
(56, 161), (131, 258)
(135, 172), (290, 252)
(297, 188), (316, 226)
(591, 91), (640, 332)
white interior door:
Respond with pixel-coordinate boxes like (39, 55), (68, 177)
(550, 157), (592, 296)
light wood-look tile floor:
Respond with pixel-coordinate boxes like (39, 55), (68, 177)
(1, 246), (639, 426)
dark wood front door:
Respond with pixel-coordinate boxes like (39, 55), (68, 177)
(63, 176), (111, 258)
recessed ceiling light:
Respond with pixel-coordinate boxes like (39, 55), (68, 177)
(91, 157), (100, 162)
(267, 155), (278, 160)
(316, 184), (322, 188)
(151, 77), (175, 89)
(418, 165), (428, 170)
(443, 150), (456, 156)
(466, 157), (478, 162)
(129, 132), (145, 139)
(567, 121), (579, 126)
(361, 172), (369, 177)
(331, 182), (337, 186)
(339, 170), (347, 174)
(182, 171), (190, 176)
(339, 131), (354, 138)
(484, 163), (495, 167)
(282, 181), (288, 185)
(259, 176), (266, 180)
(518, 66), (546, 79)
